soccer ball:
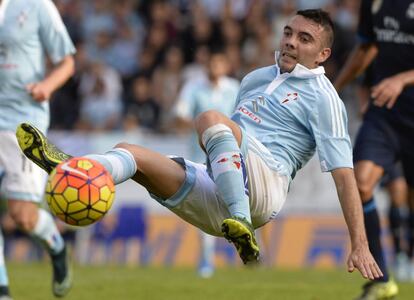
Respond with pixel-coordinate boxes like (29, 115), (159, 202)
(45, 157), (115, 226)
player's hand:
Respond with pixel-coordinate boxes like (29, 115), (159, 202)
(26, 81), (52, 102)
(371, 74), (404, 109)
(347, 245), (383, 280)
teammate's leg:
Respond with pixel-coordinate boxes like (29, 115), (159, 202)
(7, 200), (72, 298)
(198, 232), (215, 278)
(2, 127), (71, 298)
(195, 111), (259, 263)
(386, 174), (409, 281)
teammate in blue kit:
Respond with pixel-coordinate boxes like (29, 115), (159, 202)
(16, 9), (381, 280)
(0, 0), (75, 298)
(335, 0), (414, 298)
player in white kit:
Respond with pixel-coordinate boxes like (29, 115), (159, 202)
(0, 0), (75, 298)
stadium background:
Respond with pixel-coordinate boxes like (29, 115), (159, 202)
(1, 0), (398, 279)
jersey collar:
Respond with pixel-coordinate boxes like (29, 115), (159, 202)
(274, 51), (325, 78)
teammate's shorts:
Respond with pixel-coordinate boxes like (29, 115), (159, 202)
(353, 115), (414, 186)
(380, 162), (404, 186)
(151, 130), (289, 236)
(0, 131), (47, 202)
(354, 117), (398, 172)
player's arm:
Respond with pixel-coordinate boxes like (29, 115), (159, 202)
(331, 167), (383, 280)
(371, 68), (414, 109)
(27, 0), (76, 102)
(333, 43), (377, 92)
(334, 0), (377, 92)
(27, 55), (75, 102)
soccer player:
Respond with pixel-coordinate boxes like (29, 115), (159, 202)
(335, 0), (414, 297)
(17, 9), (382, 280)
(174, 51), (240, 277)
(0, 0), (75, 298)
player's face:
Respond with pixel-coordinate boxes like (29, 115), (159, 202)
(278, 15), (331, 73)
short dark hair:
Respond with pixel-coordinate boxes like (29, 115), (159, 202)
(296, 9), (334, 47)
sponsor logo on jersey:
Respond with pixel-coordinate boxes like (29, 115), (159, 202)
(237, 106), (262, 123)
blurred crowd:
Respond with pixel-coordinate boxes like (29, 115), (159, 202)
(50, 0), (360, 132)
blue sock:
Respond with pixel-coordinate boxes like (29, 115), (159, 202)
(363, 198), (389, 282)
(202, 124), (251, 223)
(86, 148), (137, 184)
(388, 204), (402, 254)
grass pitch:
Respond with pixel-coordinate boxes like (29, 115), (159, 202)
(7, 263), (414, 300)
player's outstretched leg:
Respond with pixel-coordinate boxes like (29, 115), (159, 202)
(16, 123), (71, 173)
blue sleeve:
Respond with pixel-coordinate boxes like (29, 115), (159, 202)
(357, 0), (375, 43)
(310, 79), (354, 172)
(37, 0), (76, 63)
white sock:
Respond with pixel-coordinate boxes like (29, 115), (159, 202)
(31, 209), (64, 255)
(85, 148), (138, 184)
(0, 231), (9, 286)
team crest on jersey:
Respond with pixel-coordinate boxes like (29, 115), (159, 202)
(281, 92), (298, 104)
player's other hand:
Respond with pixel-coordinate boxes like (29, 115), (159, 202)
(371, 74), (404, 109)
(26, 81), (52, 102)
(347, 245), (383, 280)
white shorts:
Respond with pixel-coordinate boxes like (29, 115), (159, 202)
(152, 132), (289, 236)
(0, 131), (47, 202)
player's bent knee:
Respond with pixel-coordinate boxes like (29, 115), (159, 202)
(195, 110), (226, 133)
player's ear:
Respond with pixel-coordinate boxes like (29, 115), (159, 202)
(316, 47), (331, 65)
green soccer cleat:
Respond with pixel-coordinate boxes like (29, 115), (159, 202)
(221, 217), (260, 264)
(52, 246), (73, 298)
(16, 123), (71, 174)
(354, 279), (398, 300)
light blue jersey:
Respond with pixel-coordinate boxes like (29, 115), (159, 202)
(175, 76), (240, 162)
(232, 55), (353, 180)
(0, 0), (76, 132)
